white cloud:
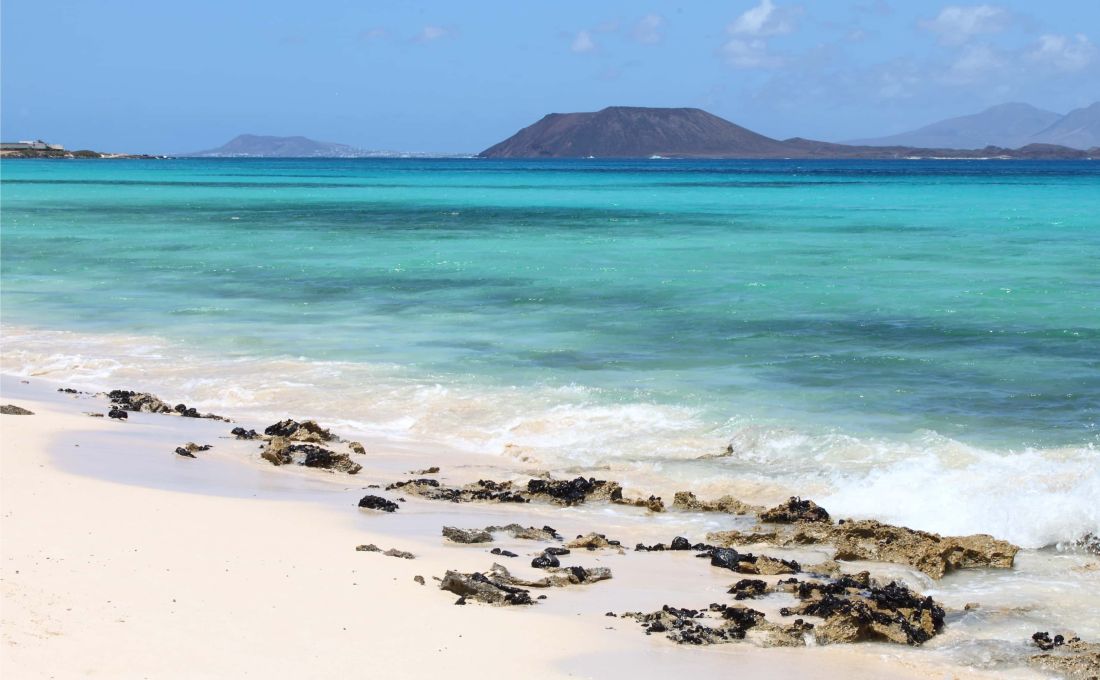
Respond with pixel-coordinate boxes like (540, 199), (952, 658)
(633, 14), (665, 44)
(357, 28), (387, 42)
(945, 43), (1004, 82)
(722, 38), (783, 68)
(729, 0), (794, 37)
(414, 25), (450, 43)
(1027, 34), (1096, 72)
(920, 5), (1008, 45)
(571, 30), (596, 53)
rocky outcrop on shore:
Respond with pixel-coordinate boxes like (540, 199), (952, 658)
(1029, 633), (1100, 679)
(706, 504), (1018, 578)
(387, 476), (654, 507)
(107, 389), (228, 421)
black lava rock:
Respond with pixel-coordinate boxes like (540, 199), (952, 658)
(108, 408), (128, 420)
(358, 495), (398, 512)
(174, 447), (197, 458)
(531, 552), (561, 569)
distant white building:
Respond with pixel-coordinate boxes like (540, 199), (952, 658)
(1, 139), (65, 151)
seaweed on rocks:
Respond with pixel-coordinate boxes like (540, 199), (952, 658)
(358, 495), (399, 513)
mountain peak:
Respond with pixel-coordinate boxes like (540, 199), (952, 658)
(479, 107), (790, 158)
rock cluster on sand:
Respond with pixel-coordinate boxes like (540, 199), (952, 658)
(261, 436), (362, 474)
(387, 475), (662, 509)
(672, 491), (762, 515)
(439, 561), (613, 606)
(779, 573), (944, 645)
(263, 418), (338, 443)
(0, 404), (34, 415)
(706, 502), (1018, 578)
(621, 572), (943, 648)
(174, 442), (211, 458)
(106, 389), (228, 421)
(1029, 634), (1100, 679)
(356, 544), (414, 559)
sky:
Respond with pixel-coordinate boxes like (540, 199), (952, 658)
(2, 0), (1098, 153)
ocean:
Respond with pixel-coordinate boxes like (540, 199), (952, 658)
(2, 157), (1098, 549)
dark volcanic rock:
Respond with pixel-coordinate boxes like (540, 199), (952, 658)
(490, 548), (518, 558)
(622, 603), (765, 645)
(263, 418), (335, 443)
(108, 408), (129, 420)
(297, 444), (362, 474)
(532, 552), (561, 569)
(760, 497), (831, 524)
(670, 536), (692, 551)
(358, 495), (398, 512)
(174, 447), (197, 458)
(707, 547), (800, 575)
(728, 579), (770, 600)
(526, 477), (622, 506)
(1, 405), (34, 415)
(231, 427), (259, 439)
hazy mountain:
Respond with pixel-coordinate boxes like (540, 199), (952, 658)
(479, 106), (1093, 159)
(479, 107), (793, 158)
(848, 103), (1062, 150)
(184, 134), (467, 158)
(185, 134), (367, 157)
(1029, 102), (1100, 149)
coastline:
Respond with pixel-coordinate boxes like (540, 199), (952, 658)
(2, 373), (1087, 679)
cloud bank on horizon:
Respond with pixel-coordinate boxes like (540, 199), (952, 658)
(1, 0), (1096, 153)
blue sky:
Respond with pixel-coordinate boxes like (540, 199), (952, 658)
(2, 0), (1097, 153)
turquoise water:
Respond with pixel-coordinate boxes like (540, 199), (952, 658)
(2, 158), (1098, 545)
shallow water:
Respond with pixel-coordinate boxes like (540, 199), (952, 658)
(2, 158), (1098, 549)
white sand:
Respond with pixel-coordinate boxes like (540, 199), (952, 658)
(0, 376), (1029, 679)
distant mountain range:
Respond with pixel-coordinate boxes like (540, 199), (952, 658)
(849, 102), (1100, 150)
(184, 134), (465, 158)
(478, 106), (1096, 159)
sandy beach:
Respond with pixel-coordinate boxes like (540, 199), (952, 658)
(2, 374), (1071, 679)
